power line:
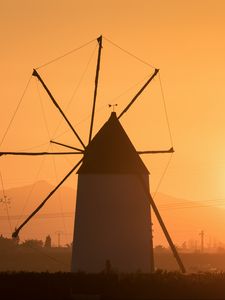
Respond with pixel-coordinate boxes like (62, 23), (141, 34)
(0, 211), (74, 221)
(159, 202), (225, 210)
(152, 153), (174, 200)
(159, 198), (225, 208)
(52, 43), (98, 140)
(103, 36), (156, 69)
(37, 78), (69, 244)
(24, 242), (69, 268)
(35, 38), (96, 70)
(50, 144), (69, 245)
(158, 72), (174, 147)
(15, 144), (51, 228)
(0, 171), (12, 233)
(1, 196), (225, 222)
(0, 75), (32, 147)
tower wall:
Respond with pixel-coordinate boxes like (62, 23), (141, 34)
(71, 174), (153, 273)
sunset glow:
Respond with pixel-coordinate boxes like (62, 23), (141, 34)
(1, 0), (225, 249)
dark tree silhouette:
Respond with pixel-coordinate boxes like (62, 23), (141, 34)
(44, 235), (51, 248)
(21, 239), (43, 248)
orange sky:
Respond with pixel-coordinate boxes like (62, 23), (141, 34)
(1, 1), (225, 244)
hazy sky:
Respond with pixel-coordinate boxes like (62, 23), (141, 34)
(1, 1), (225, 207)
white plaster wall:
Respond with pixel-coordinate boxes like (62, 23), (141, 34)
(71, 174), (153, 273)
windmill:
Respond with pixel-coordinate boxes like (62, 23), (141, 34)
(0, 36), (185, 273)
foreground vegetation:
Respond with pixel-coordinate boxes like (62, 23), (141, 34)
(1, 271), (225, 299)
(1, 235), (225, 273)
(2, 236), (225, 299)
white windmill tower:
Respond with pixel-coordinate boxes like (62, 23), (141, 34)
(1, 36), (185, 273)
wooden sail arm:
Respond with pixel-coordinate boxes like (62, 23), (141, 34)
(118, 68), (159, 120)
(32, 69), (85, 149)
(12, 158), (83, 238)
(50, 140), (84, 152)
(138, 147), (174, 154)
(88, 35), (103, 143)
(0, 151), (83, 156)
(137, 174), (186, 273)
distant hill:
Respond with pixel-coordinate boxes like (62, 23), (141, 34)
(152, 193), (225, 248)
(0, 181), (225, 248)
(0, 181), (76, 246)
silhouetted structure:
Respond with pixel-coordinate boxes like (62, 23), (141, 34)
(0, 36), (185, 273)
(21, 239), (43, 248)
(44, 235), (51, 248)
(72, 112), (153, 272)
(200, 230), (205, 253)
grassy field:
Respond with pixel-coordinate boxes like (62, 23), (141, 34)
(1, 246), (225, 273)
(1, 271), (225, 299)
(1, 243), (225, 299)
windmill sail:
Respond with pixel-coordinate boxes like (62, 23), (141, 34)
(1, 36), (185, 273)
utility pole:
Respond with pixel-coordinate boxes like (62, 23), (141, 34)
(199, 230), (204, 253)
(55, 231), (63, 247)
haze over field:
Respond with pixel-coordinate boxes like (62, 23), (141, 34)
(1, 181), (225, 248)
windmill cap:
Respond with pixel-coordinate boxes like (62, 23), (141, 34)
(77, 113), (149, 174)
(110, 111), (117, 117)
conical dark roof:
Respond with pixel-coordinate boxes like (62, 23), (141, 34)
(78, 112), (149, 174)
